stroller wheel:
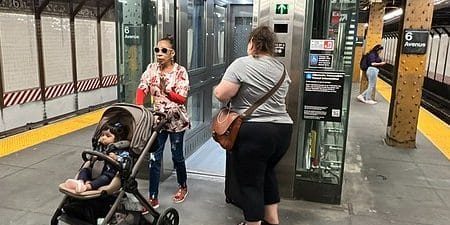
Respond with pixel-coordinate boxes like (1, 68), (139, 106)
(156, 207), (179, 225)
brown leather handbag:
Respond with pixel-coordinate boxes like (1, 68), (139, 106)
(212, 66), (286, 151)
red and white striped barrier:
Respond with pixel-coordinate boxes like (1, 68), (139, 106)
(102, 74), (118, 87)
(3, 88), (42, 107)
(45, 82), (75, 100)
(77, 77), (101, 92)
(2, 74), (118, 108)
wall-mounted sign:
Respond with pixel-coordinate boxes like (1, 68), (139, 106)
(402, 29), (428, 54)
(331, 11), (340, 25)
(274, 42), (286, 57)
(310, 39), (334, 51)
(275, 4), (288, 14)
(302, 70), (345, 122)
(309, 54), (333, 68)
(124, 24), (143, 45)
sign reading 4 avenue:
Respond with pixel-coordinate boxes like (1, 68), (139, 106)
(402, 29), (429, 54)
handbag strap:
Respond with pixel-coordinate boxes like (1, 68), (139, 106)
(241, 64), (286, 118)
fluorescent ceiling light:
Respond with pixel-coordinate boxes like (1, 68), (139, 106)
(382, 0), (448, 21)
(433, 0), (448, 5)
(383, 8), (403, 21)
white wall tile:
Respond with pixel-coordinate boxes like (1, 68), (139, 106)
(75, 19), (98, 81)
(42, 16), (72, 86)
(45, 94), (76, 119)
(101, 21), (116, 76)
(0, 13), (39, 92)
(0, 102), (44, 132)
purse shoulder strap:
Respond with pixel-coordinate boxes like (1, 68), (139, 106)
(241, 64), (286, 118)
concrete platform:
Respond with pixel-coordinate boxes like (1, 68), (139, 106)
(0, 85), (449, 225)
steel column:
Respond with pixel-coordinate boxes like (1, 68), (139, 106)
(385, 0), (434, 148)
(97, 2), (103, 87)
(69, 0), (88, 110)
(0, 28), (4, 109)
(359, 2), (384, 98)
(34, 0), (51, 119)
(97, 0), (114, 88)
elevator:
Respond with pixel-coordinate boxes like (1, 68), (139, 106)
(253, 0), (359, 204)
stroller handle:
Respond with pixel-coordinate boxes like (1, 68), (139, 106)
(81, 150), (122, 172)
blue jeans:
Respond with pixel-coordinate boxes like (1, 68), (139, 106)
(361, 66), (379, 100)
(149, 130), (187, 199)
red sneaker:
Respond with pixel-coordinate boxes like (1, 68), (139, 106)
(149, 198), (159, 209)
(172, 187), (188, 203)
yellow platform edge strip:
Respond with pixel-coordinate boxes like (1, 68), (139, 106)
(0, 109), (104, 158)
(376, 78), (450, 159)
(1, 82), (449, 159)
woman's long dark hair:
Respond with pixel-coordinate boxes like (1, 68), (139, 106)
(369, 44), (383, 54)
(248, 26), (277, 56)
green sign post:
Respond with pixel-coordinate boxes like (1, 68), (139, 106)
(276, 4), (288, 14)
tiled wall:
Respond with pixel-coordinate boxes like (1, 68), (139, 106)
(0, 11), (118, 133)
(75, 19), (99, 81)
(0, 13), (39, 92)
(42, 16), (72, 86)
(101, 21), (116, 76)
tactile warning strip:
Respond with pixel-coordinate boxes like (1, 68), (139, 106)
(376, 78), (450, 159)
(0, 109), (103, 158)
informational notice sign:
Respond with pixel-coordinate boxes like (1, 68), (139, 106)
(309, 54), (333, 68)
(124, 24), (142, 45)
(402, 29), (428, 54)
(310, 39), (334, 51)
(302, 70), (345, 122)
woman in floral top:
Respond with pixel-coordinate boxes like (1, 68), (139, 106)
(135, 36), (189, 209)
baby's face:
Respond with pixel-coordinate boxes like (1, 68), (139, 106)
(99, 129), (115, 145)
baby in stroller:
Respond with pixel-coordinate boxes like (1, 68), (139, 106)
(64, 122), (131, 193)
(52, 103), (180, 225)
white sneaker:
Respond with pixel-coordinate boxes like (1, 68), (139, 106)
(365, 100), (377, 105)
(357, 95), (366, 103)
(74, 180), (87, 193)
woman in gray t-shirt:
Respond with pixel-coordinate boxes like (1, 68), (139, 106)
(214, 25), (293, 225)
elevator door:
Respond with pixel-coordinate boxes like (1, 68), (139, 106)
(229, 5), (253, 63)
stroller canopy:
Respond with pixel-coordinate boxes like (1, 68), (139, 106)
(92, 103), (154, 155)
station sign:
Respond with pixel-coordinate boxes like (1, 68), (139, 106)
(124, 24), (143, 45)
(310, 39), (334, 51)
(402, 29), (428, 54)
(302, 70), (345, 122)
(309, 54), (333, 68)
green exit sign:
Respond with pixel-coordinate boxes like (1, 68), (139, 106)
(276, 4), (288, 14)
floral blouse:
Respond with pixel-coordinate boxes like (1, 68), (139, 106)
(138, 63), (190, 132)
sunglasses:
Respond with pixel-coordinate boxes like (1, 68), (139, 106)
(154, 47), (172, 54)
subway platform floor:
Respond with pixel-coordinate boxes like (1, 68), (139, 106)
(0, 82), (449, 225)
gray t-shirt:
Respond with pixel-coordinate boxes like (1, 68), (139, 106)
(222, 55), (293, 124)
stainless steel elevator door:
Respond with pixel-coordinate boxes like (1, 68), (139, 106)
(230, 5), (253, 62)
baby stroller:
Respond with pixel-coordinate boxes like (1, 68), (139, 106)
(51, 103), (179, 225)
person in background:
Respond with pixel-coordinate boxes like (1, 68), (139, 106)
(214, 26), (293, 225)
(135, 35), (190, 209)
(357, 44), (386, 104)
